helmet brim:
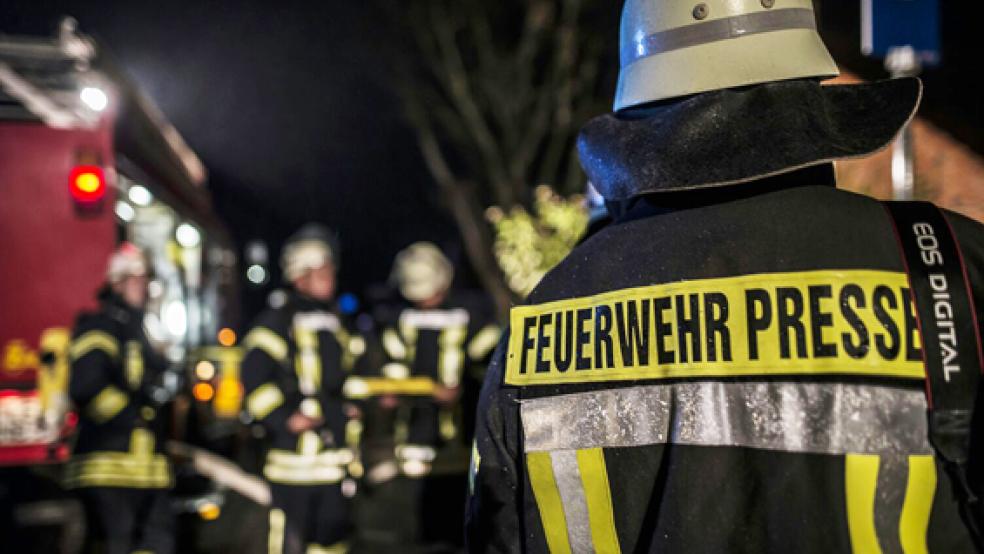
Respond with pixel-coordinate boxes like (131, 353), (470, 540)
(579, 77), (922, 200)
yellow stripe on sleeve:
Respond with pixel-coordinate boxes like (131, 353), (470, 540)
(576, 448), (622, 553)
(468, 325), (502, 360)
(69, 331), (120, 361)
(526, 452), (573, 554)
(899, 455), (936, 554)
(243, 327), (289, 363)
(87, 385), (128, 422)
(846, 454), (883, 554)
(246, 383), (285, 420)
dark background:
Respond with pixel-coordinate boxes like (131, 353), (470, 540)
(3, 0), (982, 317)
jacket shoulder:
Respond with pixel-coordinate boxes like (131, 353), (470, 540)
(72, 310), (116, 338)
(249, 306), (291, 335)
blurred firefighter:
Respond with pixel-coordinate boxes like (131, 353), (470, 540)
(241, 224), (361, 554)
(467, 0), (984, 552)
(67, 243), (177, 554)
(353, 242), (498, 550)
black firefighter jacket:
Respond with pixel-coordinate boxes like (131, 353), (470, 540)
(241, 291), (361, 486)
(465, 166), (984, 553)
(67, 291), (172, 489)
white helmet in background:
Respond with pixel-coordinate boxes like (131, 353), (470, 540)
(392, 242), (454, 303)
(615, 0), (839, 111)
(106, 242), (148, 283)
(281, 224), (337, 282)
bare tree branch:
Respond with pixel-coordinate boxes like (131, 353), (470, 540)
(381, 0), (617, 309)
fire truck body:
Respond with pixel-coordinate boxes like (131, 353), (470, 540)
(0, 20), (238, 465)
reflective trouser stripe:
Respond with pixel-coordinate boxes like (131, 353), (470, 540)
(527, 452), (572, 554)
(269, 508), (285, 554)
(845, 454), (937, 554)
(63, 452), (171, 489)
(899, 455), (936, 554)
(846, 454), (882, 553)
(576, 448), (621, 553)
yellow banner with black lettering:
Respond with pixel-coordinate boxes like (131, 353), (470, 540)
(505, 270), (924, 386)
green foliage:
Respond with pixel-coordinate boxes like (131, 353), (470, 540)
(488, 185), (588, 296)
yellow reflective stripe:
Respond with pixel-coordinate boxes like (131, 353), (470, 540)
(298, 430), (321, 456)
(333, 327), (357, 372)
(294, 326), (322, 392)
(243, 327), (289, 363)
(306, 542), (349, 554)
(526, 452), (573, 554)
(267, 448), (354, 467)
(263, 462), (346, 484)
(346, 419), (363, 449)
(64, 451), (171, 489)
(468, 325), (501, 360)
(468, 440), (481, 496)
(269, 508), (285, 554)
(576, 448), (621, 553)
(342, 376), (437, 399)
(247, 383), (285, 420)
(506, 269), (923, 386)
(87, 385), (128, 422)
(124, 341), (143, 390)
(439, 326), (467, 387)
(130, 428), (154, 457)
(382, 328), (407, 360)
(846, 454), (883, 554)
(69, 331), (119, 361)
(439, 408), (457, 441)
(899, 455), (936, 554)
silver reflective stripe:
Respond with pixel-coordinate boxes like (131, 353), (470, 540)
(550, 450), (593, 554)
(399, 308), (470, 330)
(521, 381), (932, 456)
(623, 8), (817, 66)
(874, 454), (908, 553)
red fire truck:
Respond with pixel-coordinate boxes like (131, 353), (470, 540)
(0, 19), (240, 466)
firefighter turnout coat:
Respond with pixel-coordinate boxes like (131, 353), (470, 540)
(371, 299), (500, 475)
(242, 291), (361, 487)
(67, 290), (172, 490)
(465, 166), (984, 553)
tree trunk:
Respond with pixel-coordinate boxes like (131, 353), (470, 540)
(413, 121), (516, 320)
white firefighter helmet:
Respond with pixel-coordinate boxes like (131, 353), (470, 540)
(106, 242), (148, 283)
(280, 224), (337, 282)
(392, 242), (454, 303)
(615, 0), (839, 111)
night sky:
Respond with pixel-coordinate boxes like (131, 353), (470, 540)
(3, 1), (983, 314)
(3, 0), (457, 307)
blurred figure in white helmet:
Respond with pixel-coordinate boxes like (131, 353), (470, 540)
(67, 242), (175, 554)
(240, 224), (362, 554)
(350, 242), (499, 551)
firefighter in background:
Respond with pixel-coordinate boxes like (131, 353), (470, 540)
(467, 0), (984, 552)
(241, 224), (361, 554)
(67, 243), (176, 554)
(370, 242), (499, 549)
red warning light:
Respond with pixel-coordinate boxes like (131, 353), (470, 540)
(69, 165), (106, 203)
